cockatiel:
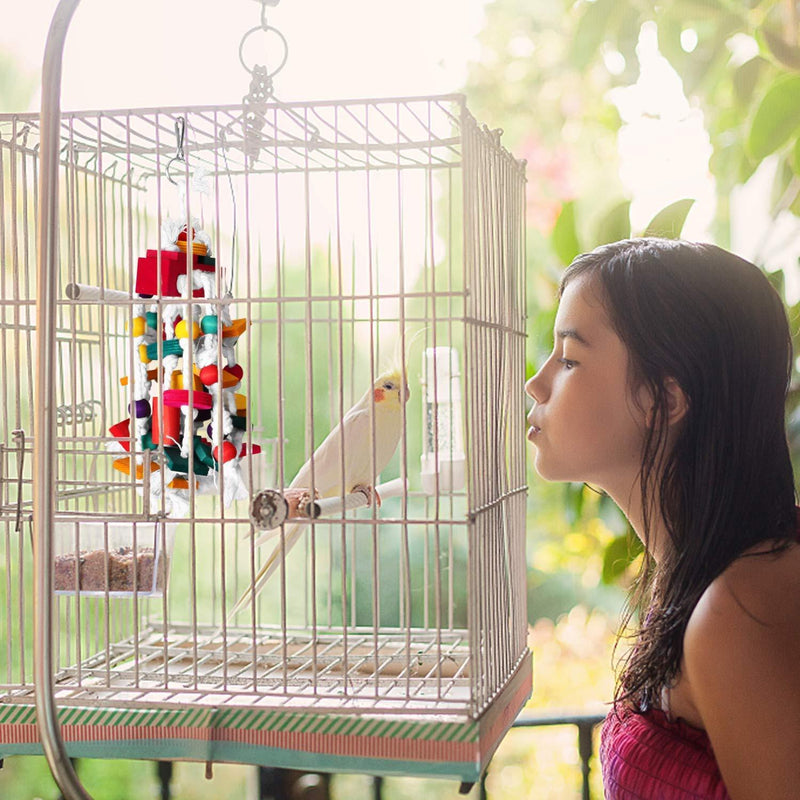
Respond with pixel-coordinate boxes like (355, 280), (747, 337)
(230, 368), (409, 617)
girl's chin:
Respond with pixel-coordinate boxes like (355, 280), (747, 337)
(531, 456), (580, 485)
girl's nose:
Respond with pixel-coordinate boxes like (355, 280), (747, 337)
(526, 371), (546, 403)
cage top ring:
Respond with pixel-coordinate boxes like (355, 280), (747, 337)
(239, 23), (289, 80)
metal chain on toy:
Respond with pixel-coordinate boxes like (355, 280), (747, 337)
(239, 0), (286, 165)
(236, 0), (318, 166)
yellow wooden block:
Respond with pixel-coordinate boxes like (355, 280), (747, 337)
(170, 370), (202, 391)
(168, 476), (198, 490)
(120, 367), (160, 386)
(112, 457), (161, 479)
(221, 318), (247, 338)
(176, 239), (208, 256)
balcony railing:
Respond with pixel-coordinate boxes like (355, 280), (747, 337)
(268, 709), (608, 800)
(483, 711), (608, 800)
(26, 710), (607, 799)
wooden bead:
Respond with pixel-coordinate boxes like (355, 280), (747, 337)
(130, 316), (146, 337)
(213, 441), (237, 463)
(199, 365), (219, 386)
(201, 315), (218, 334)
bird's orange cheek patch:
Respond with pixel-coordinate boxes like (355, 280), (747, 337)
(373, 388), (385, 403)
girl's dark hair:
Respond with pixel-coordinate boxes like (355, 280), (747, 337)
(560, 237), (797, 711)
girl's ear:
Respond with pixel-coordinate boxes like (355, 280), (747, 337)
(636, 376), (688, 429)
(663, 376), (689, 426)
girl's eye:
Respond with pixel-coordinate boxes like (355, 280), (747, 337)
(557, 357), (577, 370)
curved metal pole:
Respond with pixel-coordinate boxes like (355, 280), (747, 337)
(34, 1), (93, 799)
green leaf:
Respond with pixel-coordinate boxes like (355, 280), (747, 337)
(747, 74), (800, 160)
(615, 8), (643, 82)
(551, 201), (581, 265)
(598, 492), (629, 535)
(670, 0), (734, 19)
(770, 155), (795, 213)
(570, 0), (620, 70)
(595, 199), (631, 245)
(765, 268), (785, 297)
(656, 17), (685, 72)
(732, 56), (766, 108)
(792, 136), (800, 176)
(601, 531), (643, 585)
(564, 482), (585, 526)
(790, 300), (800, 361)
(640, 198), (695, 238)
(791, 191), (800, 217)
(760, 27), (800, 71)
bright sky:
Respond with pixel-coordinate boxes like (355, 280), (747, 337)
(609, 23), (715, 241)
(5, 1), (797, 297)
(610, 23), (800, 298)
(2, 0), (487, 111)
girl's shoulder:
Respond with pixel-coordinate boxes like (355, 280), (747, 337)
(683, 537), (800, 693)
(680, 535), (800, 798)
(691, 538), (800, 635)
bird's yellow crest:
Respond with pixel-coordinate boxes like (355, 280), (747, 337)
(372, 369), (410, 407)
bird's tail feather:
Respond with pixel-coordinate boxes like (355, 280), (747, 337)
(252, 526), (284, 548)
(228, 522), (304, 620)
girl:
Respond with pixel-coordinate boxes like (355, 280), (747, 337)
(525, 238), (800, 799)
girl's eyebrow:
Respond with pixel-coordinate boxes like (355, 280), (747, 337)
(557, 328), (590, 346)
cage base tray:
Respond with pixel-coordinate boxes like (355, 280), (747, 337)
(0, 629), (531, 782)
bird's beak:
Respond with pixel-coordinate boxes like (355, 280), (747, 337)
(403, 384), (410, 403)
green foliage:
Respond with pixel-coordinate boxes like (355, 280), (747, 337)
(551, 200), (581, 265)
(759, 26), (800, 71)
(602, 530), (643, 585)
(747, 74), (800, 159)
(467, 0), (800, 626)
(0, 757), (254, 800)
(0, 49), (36, 112)
(641, 198), (696, 238)
(570, 0), (621, 70)
(596, 199), (632, 244)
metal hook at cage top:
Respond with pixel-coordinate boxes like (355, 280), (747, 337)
(165, 116), (186, 186)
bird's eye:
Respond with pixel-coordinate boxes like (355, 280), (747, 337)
(383, 381), (395, 390)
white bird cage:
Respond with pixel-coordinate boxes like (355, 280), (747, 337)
(0, 3), (528, 796)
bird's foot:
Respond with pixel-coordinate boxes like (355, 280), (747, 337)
(285, 487), (319, 519)
(352, 484), (381, 507)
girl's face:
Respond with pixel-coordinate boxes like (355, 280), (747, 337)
(525, 276), (650, 499)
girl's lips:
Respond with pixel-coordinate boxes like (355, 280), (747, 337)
(527, 414), (542, 433)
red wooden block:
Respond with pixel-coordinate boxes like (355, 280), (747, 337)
(135, 249), (216, 298)
(152, 401), (181, 446)
(163, 388), (214, 410)
(225, 364), (244, 383)
(109, 418), (132, 452)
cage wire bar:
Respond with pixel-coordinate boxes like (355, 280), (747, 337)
(0, 7), (528, 796)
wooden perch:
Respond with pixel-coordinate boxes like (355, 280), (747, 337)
(249, 479), (407, 531)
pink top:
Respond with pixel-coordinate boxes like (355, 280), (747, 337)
(601, 514), (800, 798)
(601, 707), (730, 800)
